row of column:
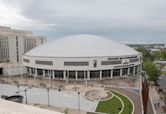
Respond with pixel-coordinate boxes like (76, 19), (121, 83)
(28, 65), (141, 80)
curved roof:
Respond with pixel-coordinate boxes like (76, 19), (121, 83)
(25, 34), (140, 57)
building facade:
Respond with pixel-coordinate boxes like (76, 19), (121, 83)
(0, 26), (46, 75)
(23, 35), (142, 80)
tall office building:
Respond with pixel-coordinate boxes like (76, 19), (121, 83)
(0, 26), (46, 63)
(0, 26), (46, 76)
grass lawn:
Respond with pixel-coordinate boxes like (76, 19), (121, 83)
(95, 90), (133, 114)
(95, 96), (122, 114)
(111, 91), (133, 114)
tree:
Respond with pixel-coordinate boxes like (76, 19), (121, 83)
(160, 50), (166, 60)
(152, 51), (161, 60)
(144, 60), (161, 81)
(136, 47), (154, 61)
(153, 50), (166, 60)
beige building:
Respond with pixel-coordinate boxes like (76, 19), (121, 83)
(0, 26), (46, 75)
(0, 26), (46, 63)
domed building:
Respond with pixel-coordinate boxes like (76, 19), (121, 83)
(22, 35), (142, 80)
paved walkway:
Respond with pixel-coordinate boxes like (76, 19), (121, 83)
(149, 86), (164, 114)
(110, 87), (142, 114)
(0, 84), (98, 112)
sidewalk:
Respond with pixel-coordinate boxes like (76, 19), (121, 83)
(149, 86), (165, 114)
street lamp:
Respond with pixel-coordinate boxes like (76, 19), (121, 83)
(50, 76), (53, 88)
(16, 86), (32, 104)
(24, 89), (27, 104)
(77, 92), (80, 111)
(74, 81), (76, 91)
(17, 85), (20, 95)
(47, 88), (50, 106)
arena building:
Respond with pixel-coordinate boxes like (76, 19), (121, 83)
(22, 35), (142, 80)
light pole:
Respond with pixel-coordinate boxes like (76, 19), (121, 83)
(47, 88), (50, 106)
(7, 67), (10, 83)
(19, 60), (23, 79)
(51, 76), (53, 88)
(17, 85), (20, 95)
(25, 89), (27, 104)
(16, 86), (32, 104)
(78, 92), (80, 111)
(75, 81), (76, 91)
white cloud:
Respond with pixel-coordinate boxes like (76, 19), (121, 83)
(0, 0), (56, 30)
(0, 0), (166, 43)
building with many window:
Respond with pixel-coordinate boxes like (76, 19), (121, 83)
(0, 26), (46, 75)
(0, 26), (46, 63)
(23, 35), (142, 80)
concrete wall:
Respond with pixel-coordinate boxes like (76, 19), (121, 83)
(3, 66), (27, 76)
(146, 95), (156, 114)
(23, 54), (142, 71)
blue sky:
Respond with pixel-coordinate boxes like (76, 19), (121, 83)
(0, 0), (166, 44)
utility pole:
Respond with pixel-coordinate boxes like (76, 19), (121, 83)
(50, 75), (53, 88)
(78, 92), (80, 111)
(17, 85), (20, 95)
(25, 89), (27, 104)
(47, 88), (50, 106)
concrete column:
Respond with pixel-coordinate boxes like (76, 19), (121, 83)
(110, 70), (113, 78)
(32, 68), (34, 75)
(48, 70), (51, 80)
(138, 65), (141, 75)
(66, 71), (69, 84)
(127, 68), (130, 75)
(75, 71), (78, 80)
(139, 66), (141, 75)
(84, 71), (88, 86)
(52, 70), (55, 79)
(140, 64), (142, 74)
(34, 68), (37, 79)
(140, 64), (142, 71)
(138, 66), (140, 75)
(136, 66), (138, 75)
(120, 69), (122, 77)
(63, 70), (66, 80)
(35, 69), (37, 76)
(87, 71), (90, 80)
(133, 67), (136, 76)
(100, 70), (102, 80)
(43, 70), (45, 79)
(84, 71), (86, 79)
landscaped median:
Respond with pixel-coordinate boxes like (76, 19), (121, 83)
(95, 89), (134, 114)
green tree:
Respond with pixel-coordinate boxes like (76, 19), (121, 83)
(160, 50), (166, 60)
(152, 50), (166, 60)
(144, 60), (160, 81)
(152, 51), (161, 60)
(136, 47), (154, 61)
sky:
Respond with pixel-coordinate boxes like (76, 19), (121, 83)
(0, 0), (166, 44)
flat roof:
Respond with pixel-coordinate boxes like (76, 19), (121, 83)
(0, 99), (63, 114)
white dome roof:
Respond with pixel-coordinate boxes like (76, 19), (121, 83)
(25, 34), (140, 57)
